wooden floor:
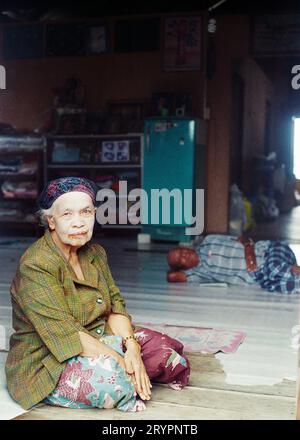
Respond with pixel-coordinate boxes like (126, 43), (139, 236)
(1, 209), (300, 419)
(15, 353), (296, 420)
(247, 203), (300, 243)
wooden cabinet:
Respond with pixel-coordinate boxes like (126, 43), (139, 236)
(44, 134), (143, 231)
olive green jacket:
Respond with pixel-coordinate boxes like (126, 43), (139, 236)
(5, 229), (131, 410)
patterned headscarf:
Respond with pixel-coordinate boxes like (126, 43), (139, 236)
(37, 177), (98, 209)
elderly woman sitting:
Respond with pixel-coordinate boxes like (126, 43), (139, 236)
(5, 177), (190, 412)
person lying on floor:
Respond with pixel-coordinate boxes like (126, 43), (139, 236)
(5, 177), (190, 413)
(167, 234), (300, 294)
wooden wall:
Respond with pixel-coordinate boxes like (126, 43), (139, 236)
(0, 13), (273, 233)
(205, 15), (250, 233)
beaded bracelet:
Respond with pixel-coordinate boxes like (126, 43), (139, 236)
(123, 334), (139, 349)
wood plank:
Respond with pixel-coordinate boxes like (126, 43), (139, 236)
(186, 352), (296, 398)
(13, 401), (245, 420)
(15, 385), (295, 420)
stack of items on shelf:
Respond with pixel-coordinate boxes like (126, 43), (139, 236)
(1, 180), (38, 199)
(0, 201), (35, 223)
(251, 152), (281, 222)
(0, 135), (43, 224)
(94, 172), (140, 224)
(118, 171), (139, 192)
(0, 201), (22, 221)
(95, 174), (118, 191)
(52, 142), (80, 163)
(95, 171), (139, 193)
(52, 141), (93, 164)
(18, 160), (38, 175)
(0, 157), (21, 173)
(229, 184), (255, 236)
(0, 157), (38, 175)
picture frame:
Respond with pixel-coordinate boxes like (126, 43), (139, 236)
(251, 14), (300, 55)
(87, 24), (109, 54)
(101, 140), (130, 163)
(163, 16), (202, 71)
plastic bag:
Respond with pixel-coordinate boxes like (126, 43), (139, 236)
(229, 184), (246, 236)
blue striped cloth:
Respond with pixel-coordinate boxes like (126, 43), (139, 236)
(184, 235), (300, 294)
(254, 241), (300, 294)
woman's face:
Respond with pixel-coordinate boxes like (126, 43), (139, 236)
(47, 191), (96, 250)
(167, 247), (200, 270)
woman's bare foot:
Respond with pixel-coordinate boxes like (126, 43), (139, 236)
(131, 398), (146, 412)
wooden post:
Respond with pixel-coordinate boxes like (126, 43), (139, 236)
(296, 322), (300, 419)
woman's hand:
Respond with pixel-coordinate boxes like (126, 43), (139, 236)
(113, 353), (140, 396)
(105, 313), (152, 399)
(124, 340), (152, 400)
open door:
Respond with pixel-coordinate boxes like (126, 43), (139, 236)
(292, 117), (300, 195)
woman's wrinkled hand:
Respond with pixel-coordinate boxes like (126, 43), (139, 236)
(124, 340), (152, 400)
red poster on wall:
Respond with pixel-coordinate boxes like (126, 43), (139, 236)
(163, 16), (202, 71)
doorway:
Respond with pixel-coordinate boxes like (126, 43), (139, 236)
(293, 117), (300, 195)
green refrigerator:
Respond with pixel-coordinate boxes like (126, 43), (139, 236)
(142, 118), (206, 243)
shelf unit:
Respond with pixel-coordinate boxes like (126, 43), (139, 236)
(47, 164), (141, 169)
(0, 135), (45, 231)
(44, 133), (143, 231)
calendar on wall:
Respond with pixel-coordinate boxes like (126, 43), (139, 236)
(163, 16), (202, 71)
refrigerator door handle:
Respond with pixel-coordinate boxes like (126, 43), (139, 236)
(146, 127), (150, 149)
